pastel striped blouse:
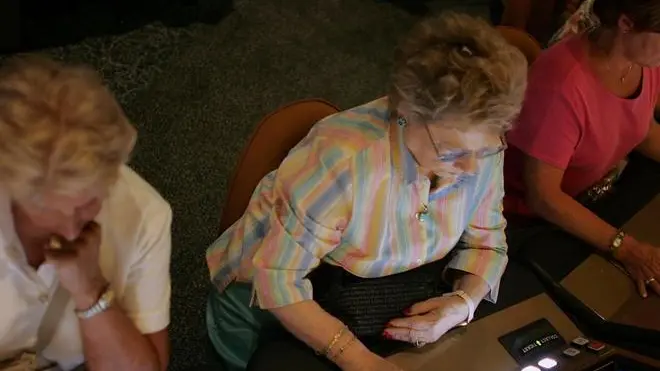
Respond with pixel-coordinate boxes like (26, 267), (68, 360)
(206, 97), (508, 309)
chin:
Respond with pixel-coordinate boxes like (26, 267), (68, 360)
(639, 62), (658, 68)
(637, 58), (660, 68)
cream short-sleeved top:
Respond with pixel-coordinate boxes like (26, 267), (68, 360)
(0, 166), (172, 370)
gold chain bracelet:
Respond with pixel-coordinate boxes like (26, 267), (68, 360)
(331, 334), (357, 360)
(317, 326), (346, 356)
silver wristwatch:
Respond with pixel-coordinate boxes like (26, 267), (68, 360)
(75, 287), (115, 319)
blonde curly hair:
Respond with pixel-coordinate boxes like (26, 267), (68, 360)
(0, 55), (136, 202)
(389, 12), (528, 132)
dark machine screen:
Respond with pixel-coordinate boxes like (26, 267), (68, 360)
(498, 318), (565, 364)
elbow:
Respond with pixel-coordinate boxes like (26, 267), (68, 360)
(524, 189), (545, 215)
(269, 302), (298, 323)
(145, 361), (161, 371)
(524, 187), (561, 219)
(126, 357), (161, 371)
(252, 271), (314, 312)
(156, 354), (168, 371)
(140, 348), (165, 371)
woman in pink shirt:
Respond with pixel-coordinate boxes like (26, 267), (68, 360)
(504, 0), (660, 297)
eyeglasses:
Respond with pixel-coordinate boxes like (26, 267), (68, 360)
(423, 122), (507, 163)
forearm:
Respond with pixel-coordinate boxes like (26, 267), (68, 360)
(634, 117), (660, 162)
(529, 190), (625, 253)
(78, 306), (161, 371)
(637, 136), (660, 163)
(269, 300), (370, 369)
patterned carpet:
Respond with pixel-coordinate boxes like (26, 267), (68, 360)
(2, 1), (492, 369)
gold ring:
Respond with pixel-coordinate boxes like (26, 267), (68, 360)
(410, 330), (426, 348)
(49, 236), (62, 250)
(645, 277), (656, 285)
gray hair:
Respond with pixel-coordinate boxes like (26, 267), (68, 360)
(0, 55), (136, 201)
(389, 12), (528, 132)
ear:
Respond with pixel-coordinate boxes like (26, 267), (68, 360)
(395, 102), (412, 120)
(618, 14), (635, 34)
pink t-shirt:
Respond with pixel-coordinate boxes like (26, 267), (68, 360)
(504, 36), (660, 215)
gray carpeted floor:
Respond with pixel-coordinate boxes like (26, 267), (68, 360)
(7, 0), (491, 369)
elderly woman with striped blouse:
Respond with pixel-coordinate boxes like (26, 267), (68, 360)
(205, 12), (527, 371)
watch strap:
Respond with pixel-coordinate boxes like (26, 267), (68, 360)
(75, 287), (114, 319)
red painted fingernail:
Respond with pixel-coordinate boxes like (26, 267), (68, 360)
(383, 331), (392, 339)
(403, 308), (411, 315)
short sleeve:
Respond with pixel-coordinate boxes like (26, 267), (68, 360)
(251, 131), (353, 309)
(507, 84), (583, 170)
(121, 202), (172, 334)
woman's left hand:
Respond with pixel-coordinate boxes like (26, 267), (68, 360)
(382, 296), (469, 347)
(45, 222), (108, 310)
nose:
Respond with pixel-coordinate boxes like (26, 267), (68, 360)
(59, 217), (82, 241)
(454, 153), (477, 175)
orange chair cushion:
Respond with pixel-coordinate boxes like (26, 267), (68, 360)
(496, 25), (542, 66)
(219, 99), (340, 233)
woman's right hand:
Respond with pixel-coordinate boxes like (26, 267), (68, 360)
(618, 240), (660, 297)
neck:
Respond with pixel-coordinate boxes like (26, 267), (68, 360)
(587, 33), (633, 69)
(401, 123), (428, 168)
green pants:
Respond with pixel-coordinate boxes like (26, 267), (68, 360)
(206, 283), (279, 371)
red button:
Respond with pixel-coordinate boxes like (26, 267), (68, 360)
(587, 341), (606, 353)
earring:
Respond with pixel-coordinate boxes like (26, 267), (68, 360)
(397, 117), (408, 127)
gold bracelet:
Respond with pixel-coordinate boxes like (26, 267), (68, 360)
(331, 333), (356, 360)
(318, 326), (346, 356)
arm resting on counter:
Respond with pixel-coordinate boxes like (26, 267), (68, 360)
(447, 153), (508, 303)
(523, 156), (634, 253)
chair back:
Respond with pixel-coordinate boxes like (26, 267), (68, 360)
(496, 25), (542, 66)
(219, 99), (340, 233)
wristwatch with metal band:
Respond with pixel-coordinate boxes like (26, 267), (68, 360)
(610, 230), (626, 259)
(75, 286), (115, 319)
